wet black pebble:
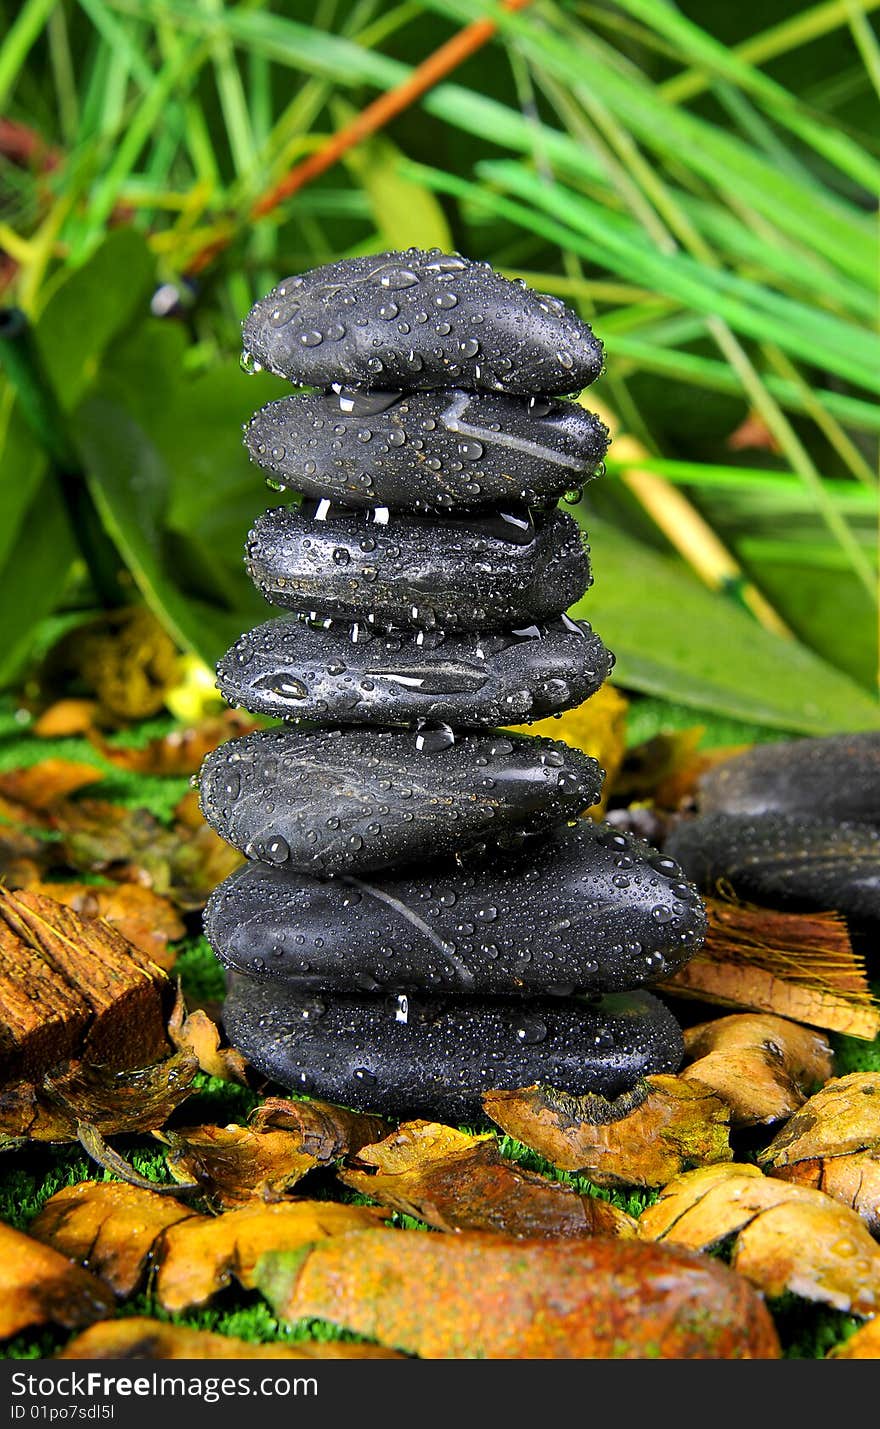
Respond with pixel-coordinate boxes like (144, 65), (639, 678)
(204, 820), (706, 996)
(666, 811), (880, 924)
(216, 612), (613, 728)
(698, 732), (880, 825)
(245, 503), (591, 632)
(222, 978), (684, 1122)
(245, 387), (608, 512)
(198, 725), (602, 877)
(241, 248), (604, 397)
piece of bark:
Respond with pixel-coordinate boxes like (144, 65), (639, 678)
(639, 1162), (880, 1317)
(30, 1182), (196, 1297)
(681, 1013), (833, 1126)
(0, 1221), (114, 1340)
(256, 1228), (780, 1359)
(168, 985), (248, 1084)
(0, 886), (170, 1081)
(248, 1097), (387, 1161)
(0, 1052), (199, 1144)
(57, 1318), (402, 1359)
(156, 1201), (386, 1312)
(483, 1075), (731, 1188)
(660, 898), (879, 1040)
(759, 1072), (880, 1232)
(340, 1120), (637, 1238)
(21, 881), (185, 969)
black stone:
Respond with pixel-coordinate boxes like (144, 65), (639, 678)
(245, 504), (591, 632)
(203, 820), (706, 995)
(241, 249), (603, 396)
(245, 388), (608, 512)
(698, 732), (880, 825)
(216, 613), (613, 728)
(666, 811), (880, 924)
(222, 978), (684, 1122)
(199, 725), (602, 876)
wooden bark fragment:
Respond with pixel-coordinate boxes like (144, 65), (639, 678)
(483, 1075), (731, 1187)
(339, 1119), (637, 1238)
(0, 886), (170, 1081)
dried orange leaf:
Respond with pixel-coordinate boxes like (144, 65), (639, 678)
(87, 711), (261, 776)
(57, 1317), (402, 1359)
(771, 1154), (880, 1236)
(340, 1120), (637, 1238)
(505, 682), (627, 817)
(0, 1220), (114, 1340)
(248, 1097), (387, 1160)
(257, 1227), (780, 1359)
(168, 986), (248, 1084)
(483, 1075), (731, 1187)
(30, 1182), (196, 1297)
(23, 881), (185, 969)
(828, 1319), (880, 1359)
(0, 761), (104, 810)
(157, 1201), (386, 1312)
(0, 1053), (199, 1144)
(681, 1013), (833, 1126)
(33, 699), (100, 739)
(639, 1162), (880, 1316)
(156, 1123), (324, 1205)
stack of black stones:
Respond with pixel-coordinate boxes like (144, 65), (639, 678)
(199, 249), (707, 1122)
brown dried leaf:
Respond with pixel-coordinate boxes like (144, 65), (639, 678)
(639, 1162), (880, 1317)
(681, 1013), (833, 1126)
(0, 1053), (199, 1144)
(30, 1182), (196, 1297)
(0, 1220), (115, 1340)
(256, 1227), (780, 1359)
(22, 882), (185, 969)
(483, 1075), (732, 1188)
(759, 1073), (880, 1232)
(168, 984), (248, 1084)
(57, 1318), (403, 1359)
(505, 682), (628, 817)
(33, 699), (101, 739)
(0, 761), (104, 810)
(661, 897), (879, 1039)
(248, 1097), (387, 1161)
(87, 710), (261, 776)
(0, 885), (170, 1081)
(340, 1119), (637, 1238)
(156, 1123), (322, 1205)
(157, 1201), (386, 1312)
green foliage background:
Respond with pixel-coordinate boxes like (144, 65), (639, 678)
(0, 0), (877, 734)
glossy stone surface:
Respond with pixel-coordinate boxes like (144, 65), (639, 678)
(204, 820), (706, 995)
(216, 613), (613, 728)
(666, 811), (880, 923)
(222, 978), (684, 1121)
(199, 725), (602, 876)
(241, 249), (604, 396)
(699, 733), (880, 825)
(245, 388), (609, 512)
(246, 504), (591, 632)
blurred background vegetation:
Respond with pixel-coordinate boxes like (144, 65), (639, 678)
(0, 0), (877, 737)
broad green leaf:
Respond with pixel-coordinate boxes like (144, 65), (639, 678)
(337, 114), (454, 253)
(0, 474), (77, 687)
(570, 516), (880, 734)
(74, 393), (250, 665)
(0, 404), (48, 572)
(35, 228), (155, 409)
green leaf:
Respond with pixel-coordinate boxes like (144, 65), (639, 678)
(571, 516), (880, 735)
(0, 474), (77, 688)
(34, 229), (156, 409)
(336, 113), (454, 253)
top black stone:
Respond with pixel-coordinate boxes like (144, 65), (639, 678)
(241, 248), (604, 396)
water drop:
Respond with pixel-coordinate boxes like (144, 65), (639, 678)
(379, 268), (419, 290)
(300, 330), (324, 347)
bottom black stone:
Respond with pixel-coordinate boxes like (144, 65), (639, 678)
(222, 977), (684, 1123)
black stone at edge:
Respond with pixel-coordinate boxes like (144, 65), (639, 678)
(222, 977), (683, 1123)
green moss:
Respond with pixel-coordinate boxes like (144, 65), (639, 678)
(176, 937), (228, 1004)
